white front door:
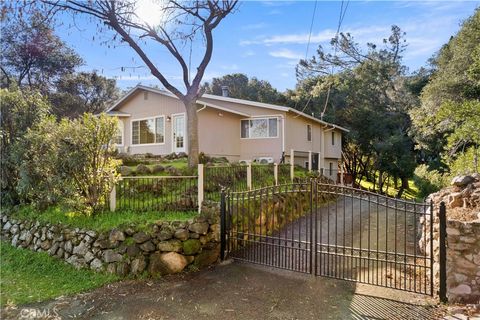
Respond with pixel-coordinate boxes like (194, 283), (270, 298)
(172, 113), (186, 153)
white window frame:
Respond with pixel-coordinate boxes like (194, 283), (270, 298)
(130, 115), (166, 146)
(240, 117), (279, 139)
(115, 120), (124, 147)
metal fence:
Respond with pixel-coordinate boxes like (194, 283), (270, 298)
(203, 165), (248, 201)
(115, 176), (198, 211)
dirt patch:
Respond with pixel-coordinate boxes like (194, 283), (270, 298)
(2, 261), (445, 320)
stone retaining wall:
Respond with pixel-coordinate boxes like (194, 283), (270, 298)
(421, 174), (480, 303)
(0, 202), (221, 277)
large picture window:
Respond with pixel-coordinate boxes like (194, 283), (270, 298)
(132, 116), (165, 145)
(241, 117), (278, 139)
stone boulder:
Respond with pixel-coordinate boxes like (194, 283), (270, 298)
(189, 222), (209, 235)
(151, 164), (165, 174)
(103, 249), (123, 263)
(109, 229), (125, 242)
(451, 175), (475, 187)
(133, 232), (150, 244)
(148, 252), (188, 276)
(183, 239), (201, 255)
(158, 239), (182, 252)
(136, 164), (151, 175)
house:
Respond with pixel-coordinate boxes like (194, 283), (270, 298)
(106, 85), (349, 178)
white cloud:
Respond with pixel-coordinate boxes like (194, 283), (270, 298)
(241, 50), (256, 57)
(221, 64), (239, 71)
(269, 49), (303, 60)
(241, 23), (268, 31)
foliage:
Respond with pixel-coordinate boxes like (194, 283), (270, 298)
(0, 241), (118, 306)
(50, 71), (120, 118)
(17, 114), (121, 213)
(293, 26), (416, 196)
(413, 164), (446, 199)
(448, 147), (480, 177)
(0, 12), (82, 92)
(410, 8), (480, 167)
(0, 86), (50, 205)
(8, 205), (196, 233)
(202, 73), (286, 104)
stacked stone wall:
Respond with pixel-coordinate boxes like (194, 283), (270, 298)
(0, 202), (221, 277)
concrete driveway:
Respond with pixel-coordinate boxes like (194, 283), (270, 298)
(3, 261), (443, 320)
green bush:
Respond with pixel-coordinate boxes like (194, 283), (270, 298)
(16, 114), (120, 214)
(0, 87), (50, 205)
(413, 164), (447, 199)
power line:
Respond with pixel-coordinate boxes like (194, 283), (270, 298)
(305, 0), (318, 61)
(296, 0), (318, 116)
(321, 0), (349, 120)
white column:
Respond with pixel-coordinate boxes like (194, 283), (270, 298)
(247, 163), (252, 190)
(308, 151), (312, 172)
(290, 149), (295, 183)
(197, 164), (204, 212)
(274, 163), (278, 185)
(109, 183), (117, 212)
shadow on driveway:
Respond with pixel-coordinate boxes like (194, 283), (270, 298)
(3, 261), (443, 320)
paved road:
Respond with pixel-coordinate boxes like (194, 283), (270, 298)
(2, 261), (443, 320)
(229, 195), (431, 293)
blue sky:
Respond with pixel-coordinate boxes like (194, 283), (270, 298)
(55, 1), (479, 92)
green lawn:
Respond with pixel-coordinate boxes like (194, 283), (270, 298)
(0, 242), (118, 306)
(358, 177), (421, 200)
(9, 206), (197, 233)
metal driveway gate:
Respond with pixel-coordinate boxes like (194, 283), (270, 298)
(220, 180), (437, 296)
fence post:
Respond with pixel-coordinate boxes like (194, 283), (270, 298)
(109, 183), (116, 212)
(197, 163), (204, 213)
(290, 149), (295, 183)
(247, 163), (252, 190)
(340, 161), (344, 185)
(274, 163), (278, 185)
(220, 189), (227, 261)
(308, 151), (312, 172)
(439, 201), (448, 303)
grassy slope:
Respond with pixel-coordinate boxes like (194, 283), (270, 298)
(10, 206), (196, 233)
(0, 242), (118, 306)
(358, 177), (421, 200)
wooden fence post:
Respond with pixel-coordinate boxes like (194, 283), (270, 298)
(198, 164), (204, 212)
(274, 163), (278, 185)
(109, 183), (117, 212)
(308, 151), (312, 172)
(290, 149), (294, 183)
(247, 163), (252, 190)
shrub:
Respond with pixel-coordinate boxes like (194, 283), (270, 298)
(413, 164), (447, 199)
(151, 164), (165, 174)
(136, 164), (151, 175)
(0, 87), (50, 205)
(17, 114), (120, 214)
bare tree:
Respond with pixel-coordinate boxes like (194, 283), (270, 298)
(40, 0), (237, 166)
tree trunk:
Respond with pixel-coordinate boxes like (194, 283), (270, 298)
(401, 176), (409, 189)
(184, 100), (199, 167)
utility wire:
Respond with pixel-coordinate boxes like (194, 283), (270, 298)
(321, 0), (349, 120)
(295, 0), (318, 117)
